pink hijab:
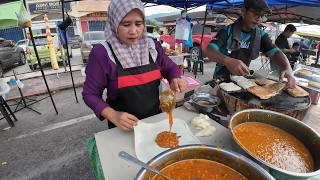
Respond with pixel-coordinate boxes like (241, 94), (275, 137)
(104, 0), (149, 69)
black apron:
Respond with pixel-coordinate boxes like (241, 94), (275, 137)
(215, 19), (260, 81)
(106, 43), (161, 128)
(215, 48), (252, 81)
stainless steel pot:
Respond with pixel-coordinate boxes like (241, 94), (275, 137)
(229, 109), (320, 180)
(135, 144), (275, 180)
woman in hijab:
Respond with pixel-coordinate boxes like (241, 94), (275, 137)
(82, 0), (186, 131)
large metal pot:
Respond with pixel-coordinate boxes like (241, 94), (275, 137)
(229, 109), (320, 180)
(135, 144), (275, 180)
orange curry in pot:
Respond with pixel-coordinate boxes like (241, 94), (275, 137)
(152, 159), (247, 180)
(233, 122), (314, 173)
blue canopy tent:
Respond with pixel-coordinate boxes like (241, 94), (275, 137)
(206, 0), (320, 25)
(141, 0), (219, 9)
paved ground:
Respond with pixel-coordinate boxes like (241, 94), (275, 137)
(0, 49), (319, 180)
(0, 88), (107, 180)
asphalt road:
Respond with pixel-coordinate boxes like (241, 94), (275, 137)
(0, 87), (111, 180)
(0, 48), (108, 180)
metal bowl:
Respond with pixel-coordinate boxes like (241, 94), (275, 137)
(135, 144), (275, 180)
(229, 109), (320, 180)
(190, 92), (221, 111)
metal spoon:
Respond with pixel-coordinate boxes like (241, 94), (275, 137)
(118, 151), (172, 180)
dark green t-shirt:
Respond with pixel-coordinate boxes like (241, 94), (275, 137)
(209, 25), (280, 73)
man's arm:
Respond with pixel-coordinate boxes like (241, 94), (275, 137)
(271, 51), (291, 71)
(270, 51), (296, 88)
(261, 31), (296, 88)
(204, 46), (250, 75)
(282, 48), (296, 53)
(204, 28), (249, 75)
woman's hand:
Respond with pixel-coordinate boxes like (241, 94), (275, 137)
(102, 107), (139, 131)
(170, 78), (187, 93)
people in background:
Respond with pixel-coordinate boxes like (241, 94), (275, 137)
(275, 24), (297, 55)
(205, 0), (296, 88)
(82, 0), (186, 131)
(288, 42), (301, 69)
(299, 39), (308, 51)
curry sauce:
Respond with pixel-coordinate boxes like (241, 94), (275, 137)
(233, 122), (314, 173)
(160, 90), (176, 131)
(152, 159), (247, 180)
(155, 131), (179, 148)
(156, 90), (178, 148)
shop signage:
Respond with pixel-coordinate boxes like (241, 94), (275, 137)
(28, 1), (71, 14)
(86, 12), (107, 17)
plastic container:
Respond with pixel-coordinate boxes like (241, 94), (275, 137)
(305, 88), (320, 105)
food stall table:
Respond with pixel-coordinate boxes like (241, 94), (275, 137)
(92, 107), (239, 180)
(0, 82), (18, 127)
(168, 53), (191, 75)
(168, 53), (190, 66)
(292, 64), (320, 105)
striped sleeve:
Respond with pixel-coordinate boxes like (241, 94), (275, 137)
(208, 28), (228, 52)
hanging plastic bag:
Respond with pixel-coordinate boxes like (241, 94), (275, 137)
(175, 19), (191, 41)
(15, 2), (32, 28)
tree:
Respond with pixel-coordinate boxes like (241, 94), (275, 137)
(146, 19), (160, 33)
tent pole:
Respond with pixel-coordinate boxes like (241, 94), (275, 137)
(61, 0), (79, 103)
(200, 7), (208, 60)
(22, 0), (58, 114)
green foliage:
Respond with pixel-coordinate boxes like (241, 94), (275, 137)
(146, 19), (160, 33)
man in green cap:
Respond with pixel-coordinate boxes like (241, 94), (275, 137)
(205, 0), (296, 88)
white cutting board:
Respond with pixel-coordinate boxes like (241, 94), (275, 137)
(134, 118), (200, 163)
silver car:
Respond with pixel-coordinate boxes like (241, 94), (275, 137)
(16, 39), (29, 54)
(80, 31), (105, 63)
(0, 38), (26, 76)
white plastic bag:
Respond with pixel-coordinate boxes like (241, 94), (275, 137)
(175, 19), (191, 41)
(15, 3), (32, 28)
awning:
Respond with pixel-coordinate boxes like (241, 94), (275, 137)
(295, 32), (320, 40)
(206, 0), (320, 25)
(0, 1), (22, 29)
(142, 0), (222, 9)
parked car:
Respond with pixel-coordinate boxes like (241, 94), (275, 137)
(0, 38), (26, 76)
(26, 34), (64, 70)
(68, 35), (81, 49)
(16, 39), (29, 54)
(160, 24), (221, 60)
(81, 31), (105, 63)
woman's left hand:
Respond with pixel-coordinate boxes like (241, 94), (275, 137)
(170, 78), (187, 93)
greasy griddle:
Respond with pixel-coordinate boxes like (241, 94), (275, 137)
(221, 89), (311, 111)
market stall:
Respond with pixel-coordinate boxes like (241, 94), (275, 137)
(73, 1), (320, 179)
(91, 105), (320, 179)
